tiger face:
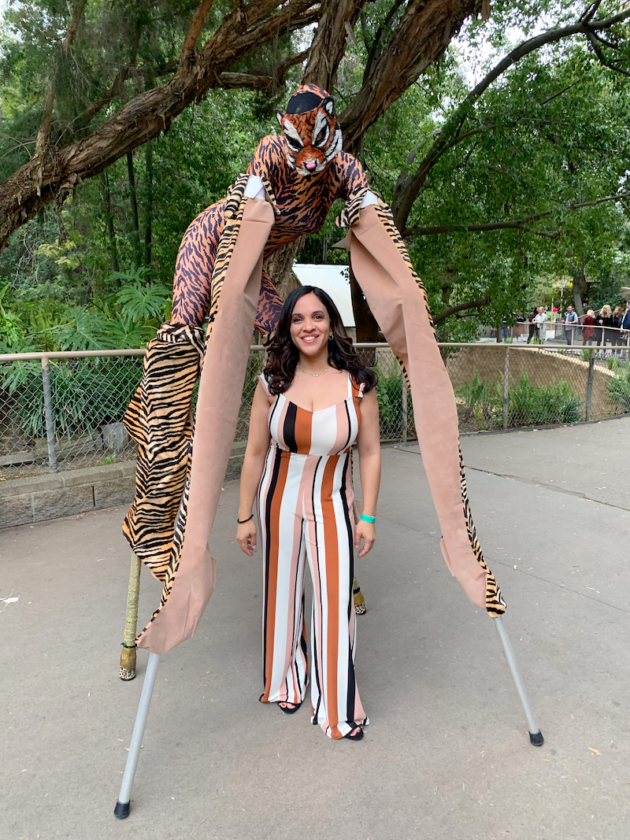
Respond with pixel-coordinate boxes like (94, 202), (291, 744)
(275, 85), (343, 176)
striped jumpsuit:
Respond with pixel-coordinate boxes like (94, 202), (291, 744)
(257, 372), (368, 739)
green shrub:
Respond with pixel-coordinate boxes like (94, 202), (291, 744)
(606, 363), (630, 413)
(1, 358), (142, 439)
(508, 372), (581, 426)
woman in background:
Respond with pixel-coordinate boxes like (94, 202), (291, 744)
(236, 286), (381, 741)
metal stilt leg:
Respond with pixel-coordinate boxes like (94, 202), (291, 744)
(114, 651), (160, 818)
(494, 616), (544, 746)
(119, 552), (142, 680)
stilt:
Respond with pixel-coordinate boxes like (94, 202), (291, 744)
(494, 616), (544, 746)
(353, 576), (366, 615)
(114, 651), (160, 819)
(119, 552), (142, 680)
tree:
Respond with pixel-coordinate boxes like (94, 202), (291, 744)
(0, 0), (493, 251)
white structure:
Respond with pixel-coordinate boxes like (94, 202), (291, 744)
(292, 264), (355, 330)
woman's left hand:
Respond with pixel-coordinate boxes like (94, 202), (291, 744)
(355, 521), (375, 558)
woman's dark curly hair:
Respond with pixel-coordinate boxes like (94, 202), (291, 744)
(263, 285), (378, 396)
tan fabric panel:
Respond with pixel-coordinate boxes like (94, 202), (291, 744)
(350, 204), (502, 613)
(137, 198), (275, 653)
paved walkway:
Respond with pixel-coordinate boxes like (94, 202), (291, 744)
(1, 418), (628, 840)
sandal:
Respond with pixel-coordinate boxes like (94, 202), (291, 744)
(278, 701), (301, 715)
(343, 724), (364, 741)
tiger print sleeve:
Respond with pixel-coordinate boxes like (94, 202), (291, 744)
(247, 135), (287, 199)
(336, 152), (370, 200)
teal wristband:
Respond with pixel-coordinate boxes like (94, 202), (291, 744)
(360, 514), (375, 524)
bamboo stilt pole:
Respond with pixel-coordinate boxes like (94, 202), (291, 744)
(119, 552), (142, 680)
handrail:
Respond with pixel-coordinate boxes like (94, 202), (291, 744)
(1, 335), (628, 363)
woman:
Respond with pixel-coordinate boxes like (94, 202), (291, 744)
(527, 307), (538, 344)
(236, 286), (381, 741)
(582, 310), (595, 346)
(599, 304), (614, 352)
(612, 305), (623, 355)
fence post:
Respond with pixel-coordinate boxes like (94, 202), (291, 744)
(502, 346), (510, 431)
(401, 376), (408, 444)
(585, 349), (595, 421)
(41, 356), (58, 473)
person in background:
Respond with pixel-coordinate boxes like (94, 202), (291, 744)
(527, 307), (539, 344)
(515, 314), (526, 341)
(621, 301), (630, 358)
(582, 310), (595, 346)
(612, 305), (623, 355)
(599, 304), (614, 354)
(561, 304), (579, 345)
(534, 306), (547, 342)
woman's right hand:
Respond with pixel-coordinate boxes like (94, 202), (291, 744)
(236, 519), (257, 556)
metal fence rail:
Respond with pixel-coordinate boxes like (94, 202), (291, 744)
(1, 343), (628, 481)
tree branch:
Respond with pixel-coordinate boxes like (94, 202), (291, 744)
(391, 6), (630, 232)
(433, 297), (491, 324)
(585, 28), (630, 77)
(34, 0), (88, 159)
(0, 0), (319, 250)
(180, 0), (216, 66)
(303, 0), (368, 90)
(340, 0), (485, 154)
(403, 191), (630, 239)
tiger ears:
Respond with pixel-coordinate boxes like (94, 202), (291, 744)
(321, 97), (335, 117)
(275, 109), (285, 127)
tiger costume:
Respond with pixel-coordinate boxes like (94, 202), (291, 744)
(123, 84), (504, 657)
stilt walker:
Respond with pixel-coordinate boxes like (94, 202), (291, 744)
(114, 85), (542, 817)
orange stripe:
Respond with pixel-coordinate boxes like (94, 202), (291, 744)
(262, 449), (290, 702)
(321, 456), (341, 737)
(294, 406), (312, 455)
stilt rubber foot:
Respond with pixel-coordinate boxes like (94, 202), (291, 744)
(119, 646), (137, 681)
(529, 730), (544, 747)
(114, 800), (130, 819)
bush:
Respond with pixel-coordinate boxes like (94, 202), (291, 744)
(606, 363), (630, 414)
(508, 372), (581, 426)
(1, 357), (142, 440)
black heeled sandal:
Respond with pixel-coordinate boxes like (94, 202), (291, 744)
(278, 701), (301, 715)
(344, 724), (364, 741)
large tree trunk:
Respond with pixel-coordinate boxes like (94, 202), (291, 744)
(144, 140), (153, 269)
(126, 151), (142, 267)
(99, 170), (119, 273)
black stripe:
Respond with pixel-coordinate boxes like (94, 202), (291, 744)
(310, 456), (324, 723)
(284, 400), (298, 452)
(290, 525), (305, 701)
(339, 399), (352, 453)
(339, 454), (356, 725)
(262, 447), (282, 692)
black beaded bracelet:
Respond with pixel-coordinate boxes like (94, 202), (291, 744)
(237, 513), (254, 524)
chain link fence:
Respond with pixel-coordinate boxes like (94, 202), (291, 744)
(1, 343), (628, 481)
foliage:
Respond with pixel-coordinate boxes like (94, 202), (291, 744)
(606, 361), (630, 414)
(508, 372), (581, 426)
(2, 358), (142, 439)
(1, 2), (629, 345)
(455, 368), (582, 429)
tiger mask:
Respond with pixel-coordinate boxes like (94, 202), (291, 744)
(275, 85), (343, 177)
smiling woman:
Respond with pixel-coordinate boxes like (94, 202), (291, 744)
(236, 286), (381, 741)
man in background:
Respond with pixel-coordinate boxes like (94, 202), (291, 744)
(562, 304), (579, 345)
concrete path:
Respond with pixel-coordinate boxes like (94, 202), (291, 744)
(1, 418), (628, 840)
